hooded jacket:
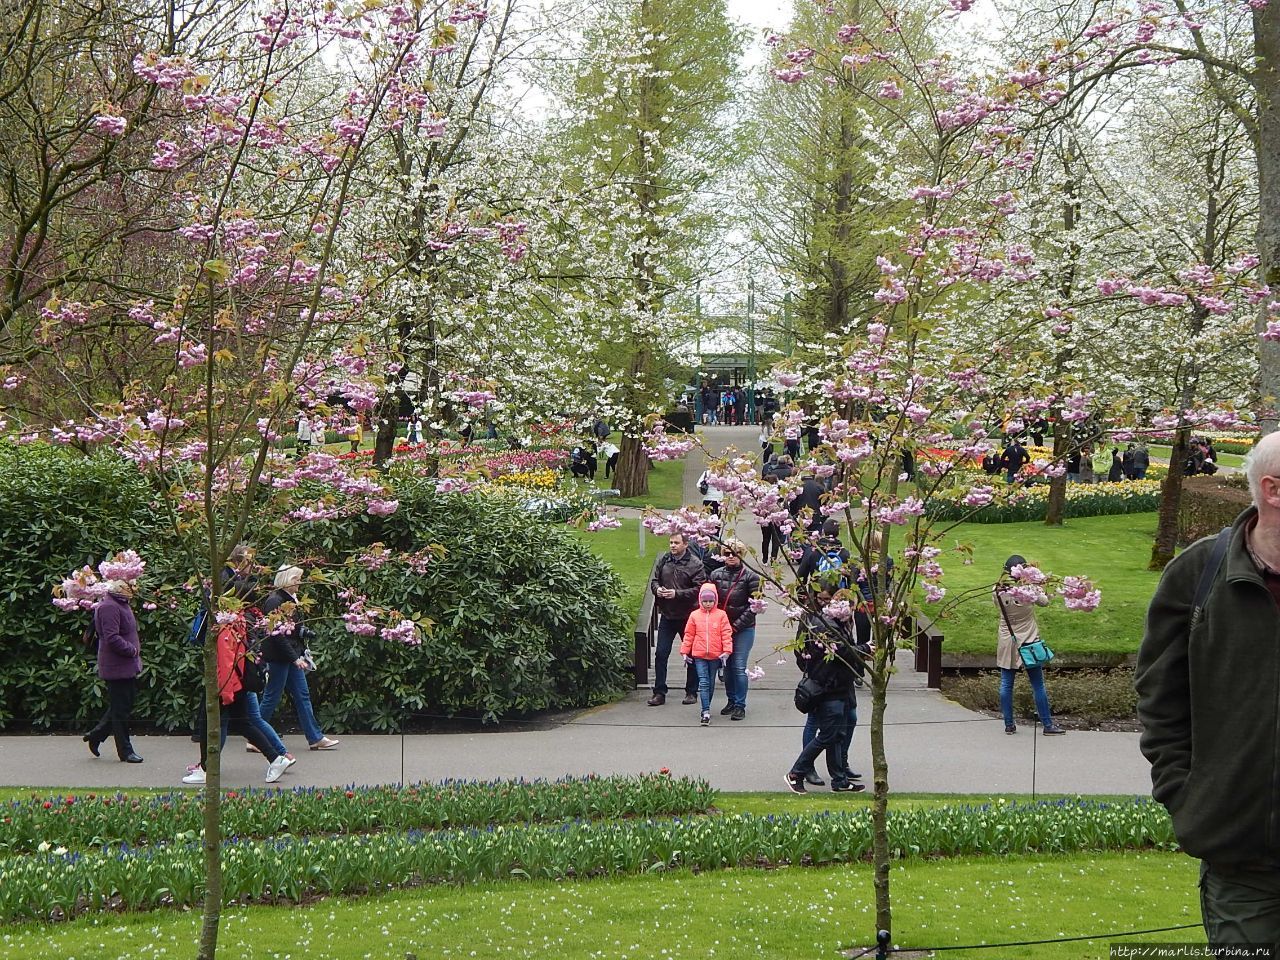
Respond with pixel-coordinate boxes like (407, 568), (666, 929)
(1136, 507), (1280, 864)
(680, 597), (734, 660)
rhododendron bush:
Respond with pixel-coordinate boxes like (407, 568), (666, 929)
(0, 443), (629, 734)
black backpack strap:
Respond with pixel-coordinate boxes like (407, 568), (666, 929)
(1190, 526), (1233, 627)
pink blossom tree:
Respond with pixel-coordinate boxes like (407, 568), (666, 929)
(3, 3), (470, 956)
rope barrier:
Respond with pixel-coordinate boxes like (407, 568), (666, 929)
(884, 921), (1202, 953)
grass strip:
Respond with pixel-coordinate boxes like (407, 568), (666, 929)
(0, 798), (1174, 924)
(0, 850), (1199, 960)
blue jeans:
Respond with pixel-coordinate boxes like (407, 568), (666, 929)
(653, 615), (696, 696)
(791, 697), (851, 787)
(198, 691), (286, 767)
(694, 658), (720, 713)
(1133, 467), (1147, 480)
(803, 698), (856, 776)
(723, 627), (755, 708)
(261, 661), (325, 745)
(1000, 666), (1054, 728)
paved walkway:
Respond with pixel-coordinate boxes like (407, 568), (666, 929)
(0, 426), (1155, 797)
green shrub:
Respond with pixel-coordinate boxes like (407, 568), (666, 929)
(943, 668), (1137, 724)
(259, 476), (632, 728)
(0, 445), (191, 731)
(1178, 474), (1250, 546)
(0, 445), (631, 731)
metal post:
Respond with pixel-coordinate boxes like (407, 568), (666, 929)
(747, 277), (757, 424)
(639, 519), (646, 557)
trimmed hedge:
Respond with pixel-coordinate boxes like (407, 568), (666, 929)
(0, 445), (630, 731)
(943, 668), (1138, 725)
(1178, 474), (1250, 546)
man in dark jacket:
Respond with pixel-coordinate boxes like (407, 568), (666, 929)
(760, 455), (795, 563)
(789, 468), (826, 534)
(1131, 443), (1150, 480)
(647, 533), (707, 706)
(785, 587), (864, 794)
(1136, 432), (1280, 950)
(999, 436), (1029, 484)
(796, 519), (850, 585)
(709, 540), (761, 720)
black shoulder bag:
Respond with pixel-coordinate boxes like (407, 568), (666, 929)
(1190, 527), (1233, 628)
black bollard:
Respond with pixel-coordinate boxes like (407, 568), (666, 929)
(875, 929), (891, 960)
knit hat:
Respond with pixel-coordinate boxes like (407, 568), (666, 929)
(699, 583), (719, 603)
(1003, 554), (1027, 573)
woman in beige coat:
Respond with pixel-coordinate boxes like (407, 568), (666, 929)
(995, 554), (1066, 736)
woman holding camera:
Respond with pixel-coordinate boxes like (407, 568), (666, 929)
(995, 554), (1066, 737)
(259, 565), (340, 751)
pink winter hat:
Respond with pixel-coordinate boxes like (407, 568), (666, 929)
(699, 583), (718, 603)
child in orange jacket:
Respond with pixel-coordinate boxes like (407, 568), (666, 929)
(682, 583), (734, 725)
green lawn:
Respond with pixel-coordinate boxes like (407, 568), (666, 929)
(922, 513), (1162, 658)
(599, 457), (687, 510)
(569, 518), (656, 624)
(585, 432), (690, 510)
(1149, 444), (1244, 469)
(0, 850), (1198, 960)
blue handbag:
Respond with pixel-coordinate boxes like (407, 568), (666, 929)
(998, 591), (1054, 669)
(1017, 639), (1054, 668)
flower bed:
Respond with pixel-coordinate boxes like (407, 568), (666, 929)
(0, 798), (1174, 922)
(489, 468), (560, 490)
(927, 479), (1162, 523)
(0, 775), (712, 855)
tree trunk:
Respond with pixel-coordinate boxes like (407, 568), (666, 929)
(1045, 424), (1069, 526)
(372, 391), (401, 467)
(1257, 5), (1280, 434)
(869, 657), (892, 937)
(616, 435), (650, 499)
(825, 99), (855, 334)
(1151, 428), (1193, 569)
(196, 582), (223, 960)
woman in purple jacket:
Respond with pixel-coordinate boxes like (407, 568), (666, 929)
(83, 582), (144, 762)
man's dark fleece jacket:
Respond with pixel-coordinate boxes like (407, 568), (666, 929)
(1136, 506), (1280, 865)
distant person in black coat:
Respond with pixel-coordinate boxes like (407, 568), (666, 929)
(789, 468), (827, 534)
(1108, 448), (1124, 482)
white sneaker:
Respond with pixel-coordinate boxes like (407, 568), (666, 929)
(182, 768), (206, 785)
(281, 753), (297, 771)
(265, 755), (291, 783)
